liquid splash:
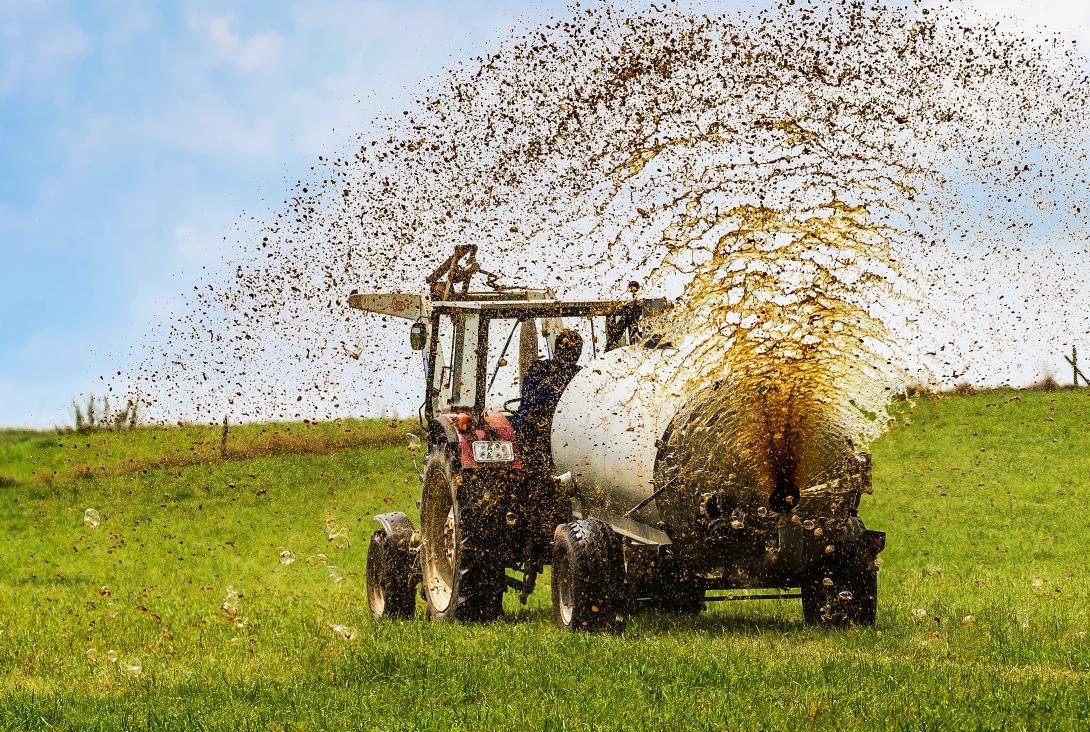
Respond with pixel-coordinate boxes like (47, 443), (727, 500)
(119, 0), (1090, 489)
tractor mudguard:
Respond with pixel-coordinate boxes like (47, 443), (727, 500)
(374, 511), (417, 551)
(434, 415), (460, 447)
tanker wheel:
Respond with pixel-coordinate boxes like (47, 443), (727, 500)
(420, 450), (504, 623)
(551, 519), (627, 633)
(366, 529), (417, 619)
(801, 545), (878, 627)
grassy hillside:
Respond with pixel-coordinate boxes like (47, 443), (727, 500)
(0, 392), (1088, 730)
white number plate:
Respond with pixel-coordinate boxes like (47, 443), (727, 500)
(472, 440), (514, 463)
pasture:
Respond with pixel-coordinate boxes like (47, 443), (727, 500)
(0, 390), (1088, 730)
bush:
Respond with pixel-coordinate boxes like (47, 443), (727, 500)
(71, 393), (141, 433)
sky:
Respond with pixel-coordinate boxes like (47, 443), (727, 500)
(2, 0), (1090, 428)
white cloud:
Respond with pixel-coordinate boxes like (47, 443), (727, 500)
(204, 16), (283, 74)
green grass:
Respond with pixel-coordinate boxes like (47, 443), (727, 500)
(1, 392), (1088, 730)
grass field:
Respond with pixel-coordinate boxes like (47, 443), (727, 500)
(1, 391), (1089, 730)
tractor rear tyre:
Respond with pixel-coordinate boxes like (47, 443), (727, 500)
(366, 529), (417, 619)
(420, 449), (504, 623)
(801, 544), (878, 627)
(552, 519), (627, 633)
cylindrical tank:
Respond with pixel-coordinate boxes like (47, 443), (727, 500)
(550, 345), (682, 527)
(551, 344), (854, 550)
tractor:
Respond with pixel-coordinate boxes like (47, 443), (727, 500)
(353, 245), (885, 632)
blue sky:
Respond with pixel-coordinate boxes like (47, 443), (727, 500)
(0, 0), (581, 427)
(2, 0), (1090, 427)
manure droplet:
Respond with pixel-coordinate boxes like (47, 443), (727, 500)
(330, 624), (358, 641)
(221, 586), (241, 619)
(83, 508), (101, 529)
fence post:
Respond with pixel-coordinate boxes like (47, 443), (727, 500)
(1074, 346), (1079, 388)
(220, 415), (229, 459)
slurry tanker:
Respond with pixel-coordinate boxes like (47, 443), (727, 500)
(355, 245), (884, 632)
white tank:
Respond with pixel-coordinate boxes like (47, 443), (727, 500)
(550, 345), (684, 535)
(551, 342), (858, 549)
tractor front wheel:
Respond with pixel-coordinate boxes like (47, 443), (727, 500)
(366, 529), (417, 619)
(552, 519), (627, 633)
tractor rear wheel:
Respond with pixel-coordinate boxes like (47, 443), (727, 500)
(420, 449), (504, 622)
(801, 544), (878, 627)
(551, 519), (627, 633)
(366, 529), (417, 619)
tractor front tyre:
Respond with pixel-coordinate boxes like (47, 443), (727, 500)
(552, 519), (627, 633)
(366, 529), (417, 619)
(801, 545), (878, 627)
(420, 450), (504, 623)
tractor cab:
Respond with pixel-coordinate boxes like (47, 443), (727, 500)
(349, 244), (666, 459)
(350, 245), (667, 622)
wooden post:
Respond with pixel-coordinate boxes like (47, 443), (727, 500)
(220, 415), (229, 459)
(1065, 347), (1090, 388)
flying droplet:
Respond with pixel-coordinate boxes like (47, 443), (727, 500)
(327, 526), (350, 548)
(913, 608), (927, 622)
(960, 615), (976, 628)
(330, 624), (358, 641)
(83, 508), (101, 529)
(279, 549), (296, 565)
(327, 565), (344, 583)
(221, 586), (241, 619)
